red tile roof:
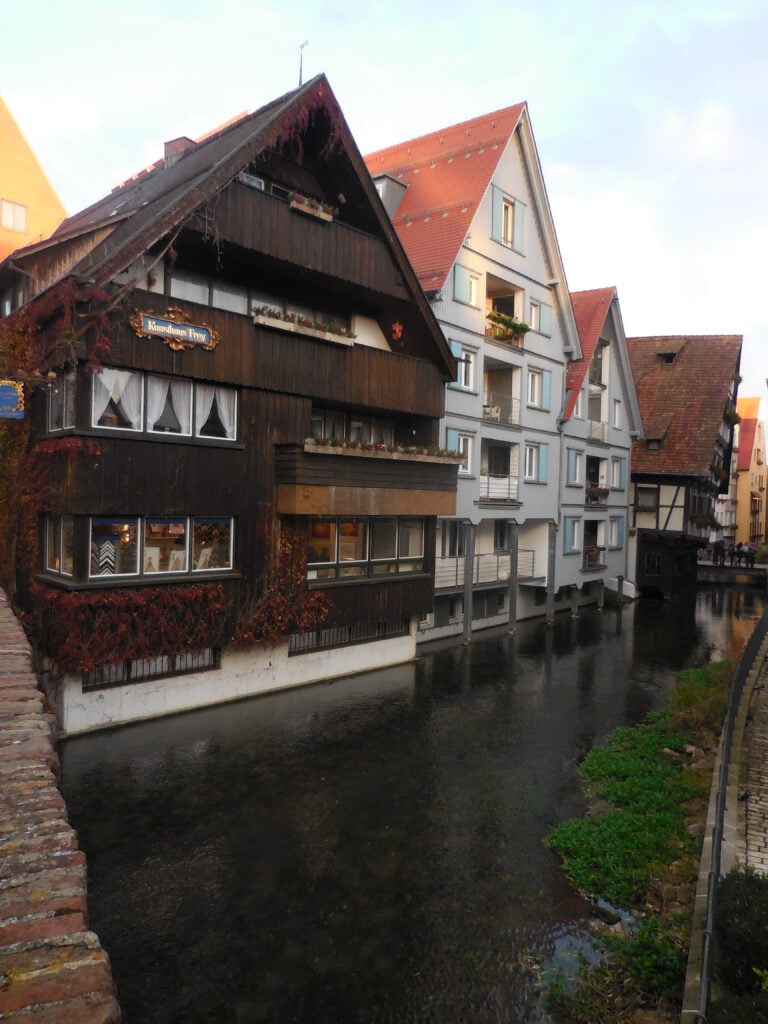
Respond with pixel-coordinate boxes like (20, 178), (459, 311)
(563, 287), (617, 420)
(627, 335), (742, 478)
(736, 397), (761, 472)
(364, 104), (525, 291)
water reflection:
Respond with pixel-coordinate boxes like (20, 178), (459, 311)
(61, 585), (765, 1024)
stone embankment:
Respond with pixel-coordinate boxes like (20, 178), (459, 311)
(0, 590), (120, 1022)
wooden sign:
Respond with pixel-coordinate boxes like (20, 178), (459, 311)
(0, 380), (23, 419)
(130, 307), (219, 351)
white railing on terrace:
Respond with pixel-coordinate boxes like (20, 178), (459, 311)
(435, 549), (537, 589)
(478, 474), (519, 501)
(482, 393), (521, 425)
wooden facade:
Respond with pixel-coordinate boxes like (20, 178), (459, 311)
(2, 75), (459, 706)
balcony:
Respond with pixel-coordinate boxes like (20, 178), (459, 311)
(482, 393), (521, 426)
(582, 546), (606, 571)
(478, 474), (519, 503)
(585, 485), (610, 506)
(435, 549), (537, 589)
(485, 323), (525, 348)
(588, 420), (608, 442)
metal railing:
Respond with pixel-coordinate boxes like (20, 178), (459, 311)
(588, 419), (608, 442)
(581, 546), (606, 571)
(435, 549), (536, 589)
(686, 606), (768, 1022)
(482, 393), (521, 425)
(478, 474), (519, 501)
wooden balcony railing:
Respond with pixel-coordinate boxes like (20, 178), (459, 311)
(478, 474), (519, 502)
(434, 549), (537, 589)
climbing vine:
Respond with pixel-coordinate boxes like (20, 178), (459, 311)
(234, 521), (331, 647)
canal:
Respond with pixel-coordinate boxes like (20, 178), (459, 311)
(60, 585), (765, 1024)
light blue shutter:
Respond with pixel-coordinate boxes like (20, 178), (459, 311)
(567, 449), (577, 485)
(538, 442), (548, 483)
(564, 517), (574, 552)
(539, 302), (552, 337)
(449, 340), (462, 387)
(446, 428), (459, 452)
(491, 186), (503, 242)
(617, 517), (625, 547)
(512, 199), (525, 251)
(620, 458), (627, 490)
(541, 370), (551, 411)
(454, 265), (471, 304)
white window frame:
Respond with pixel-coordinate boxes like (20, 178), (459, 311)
(573, 389), (584, 419)
(611, 456), (627, 490)
(529, 300), (552, 336)
(1, 199), (27, 232)
(88, 515), (234, 580)
(491, 186), (525, 252)
(566, 448), (583, 486)
(524, 442), (548, 483)
(613, 399), (622, 429)
(527, 368), (551, 410)
(563, 516), (581, 553)
(609, 516), (625, 548)
(449, 342), (475, 391)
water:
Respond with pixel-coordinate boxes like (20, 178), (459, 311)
(60, 585), (766, 1023)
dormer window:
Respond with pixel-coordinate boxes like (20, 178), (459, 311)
(658, 351), (676, 364)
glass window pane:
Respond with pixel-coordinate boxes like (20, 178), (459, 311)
(61, 516), (74, 575)
(311, 408), (325, 437)
(325, 411), (345, 440)
(90, 518), (138, 576)
(192, 517), (232, 570)
(348, 416), (370, 444)
(338, 520), (367, 563)
(92, 369), (143, 430)
(371, 418), (394, 446)
(49, 372), (75, 431)
(147, 377), (192, 434)
(45, 517), (58, 572)
(399, 518), (424, 558)
(211, 283), (248, 314)
(307, 521), (337, 564)
(371, 519), (397, 560)
(169, 271), (209, 305)
(143, 518), (188, 573)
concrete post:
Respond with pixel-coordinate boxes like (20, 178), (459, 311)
(596, 579), (605, 610)
(462, 521), (476, 645)
(545, 521), (556, 624)
(507, 521), (518, 632)
(570, 586), (579, 619)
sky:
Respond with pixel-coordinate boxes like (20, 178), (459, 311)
(3, 0), (767, 400)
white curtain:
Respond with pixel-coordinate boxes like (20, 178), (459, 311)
(170, 381), (192, 435)
(216, 388), (236, 439)
(119, 372), (143, 430)
(92, 368), (119, 424)
(195, 384), (216, 434)
(146, 377), (169, 431)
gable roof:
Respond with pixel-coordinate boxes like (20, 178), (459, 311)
(563, 287), (616, 420)
(627, 335), (742, 478)
(736, 397), (762, 472)
(0, 96), (66, 260)
(0, 75), (456, 378)
(364, 104), (525, 292)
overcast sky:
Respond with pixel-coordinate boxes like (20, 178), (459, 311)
(4, 0), (766, 398)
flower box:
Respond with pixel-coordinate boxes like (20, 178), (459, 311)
(303, 439), (464, 464)
(288, 193), (336, 222)
(253, 312), (355, 347)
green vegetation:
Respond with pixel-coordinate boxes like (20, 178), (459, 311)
(544, 661), (734, 1022)
(714, 866), (768, 995)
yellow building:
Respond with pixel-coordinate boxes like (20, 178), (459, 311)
(734, 397), (767, 546)
(0, 96), (66, 262)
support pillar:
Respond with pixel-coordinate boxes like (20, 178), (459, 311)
(507, 521), (518, 632)
(596, 579), (605, 610)
(462, 521), (476, 645)
(545, 520), (556, 624)
(570, 586), (579, 619)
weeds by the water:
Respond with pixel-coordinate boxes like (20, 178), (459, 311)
(544, 661), (734, 1022)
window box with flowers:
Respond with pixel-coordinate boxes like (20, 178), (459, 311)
(288, 192), (338, 222)
(485, 311), (530, 344)
(303, 438), (464, 465)
(585, 484), (610, 505)
(253, 307), (356, 346)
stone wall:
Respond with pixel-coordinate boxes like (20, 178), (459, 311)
(0, 590), (120, 1022)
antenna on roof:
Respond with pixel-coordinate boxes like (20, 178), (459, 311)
(298, 40), (309, 86)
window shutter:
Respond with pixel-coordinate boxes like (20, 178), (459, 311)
(446, 428), (459, 452)
(512, 199), (525, 252)
(617, 517), (625, 547)
(620, 458), (627, 489)
(491, 186), (503, 242)
(567, 449), (577, 485)
(564, 517), (573, 552)
(539, 302), (552, 336)
(454, 265), (471, 304)
(538, 442), (548, 483)
(541, 370), (551, 411)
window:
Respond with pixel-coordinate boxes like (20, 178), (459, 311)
(441, 520), (465, 558)
(636, 485), (659, 509)
(83, 648), (219, 691)
(644, 552), (661, 576)
(573, 389), (584, 419)
(613, 399), (622, 429)
(453, 265), (481, 306)
(306, 517), (424, 580)
(449, 342), (474, 390)
(609, 516), (625, 548)
(524, 442), (548, 482)
(289, 619), (410, 656)
(493, 520), (509, 551)
(491, 186), (524, 251)
(566, 448), (583, 486)
(529, 300), (552, 336)
(563, 516), (581, 553)
(311, 407), (394, 446)
(1, 199), (27, 232)
(527, 368), (551, 410)
(611, 457), (627, 490)
(446, 429), (472, 473)
(91, 370), (237, 440)
(45, 515), (74, 576)
(48, 371), (76, 431)
(88, 516), (233, 579)
(169, 270), (210, 305)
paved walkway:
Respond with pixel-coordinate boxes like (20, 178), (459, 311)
(738, 645), (768, 871)
(0, 590), (120, 1023)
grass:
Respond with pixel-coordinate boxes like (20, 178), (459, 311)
(544, 660), (734, 1022)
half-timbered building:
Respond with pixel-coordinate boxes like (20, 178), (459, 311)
(0, 76), (458, 733)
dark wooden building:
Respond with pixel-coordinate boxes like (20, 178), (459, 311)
(0, 76), (458, 732)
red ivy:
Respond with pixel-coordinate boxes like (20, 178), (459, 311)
(35, 437), (103, 460)
(28, 582), (229, 673)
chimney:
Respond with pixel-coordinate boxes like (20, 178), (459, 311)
(164, 136), (195, 167)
